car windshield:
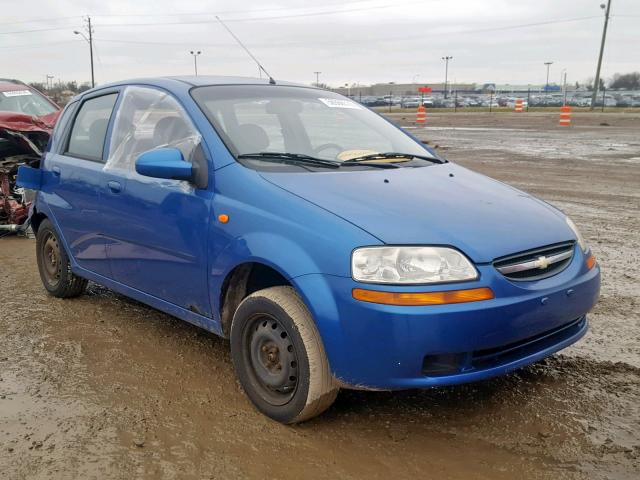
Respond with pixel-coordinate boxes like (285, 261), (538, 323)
(191, 85), (436, 166)
(0, 87), (57, 116)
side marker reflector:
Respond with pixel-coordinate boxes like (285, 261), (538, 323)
(352, 287), (495, 306)
(218, 214), (229, 223)
(586, 254), (596, 270)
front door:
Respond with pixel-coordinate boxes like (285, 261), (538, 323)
(100, 86), (212, 317)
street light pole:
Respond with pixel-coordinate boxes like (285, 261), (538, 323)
(314, 71), (321, 87)
(190, 50), (201, 76)
(590, 0), (612, 110)
(73, 16), (95, 88)
(441, 56), (452, 99)
(544, 61), (553, 95)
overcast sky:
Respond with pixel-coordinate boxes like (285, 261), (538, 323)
(2, 0), (639, 88)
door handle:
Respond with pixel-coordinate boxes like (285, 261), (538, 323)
(107, 180), (122, 193)
(51, 166), (61, 176)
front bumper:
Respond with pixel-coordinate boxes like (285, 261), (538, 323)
(293, 248), (600, 390)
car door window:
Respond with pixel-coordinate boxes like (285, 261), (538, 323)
(52, 102), (77, 152)
(104, 86), (201, 182)
(66, 93), (118, 161)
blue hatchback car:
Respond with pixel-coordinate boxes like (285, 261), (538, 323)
(18, 76), (600, 423)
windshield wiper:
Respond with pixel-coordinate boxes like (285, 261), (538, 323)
(238, 151), (403, 170)
(342, 152), (443, 164)
(237, 152), (341, 169)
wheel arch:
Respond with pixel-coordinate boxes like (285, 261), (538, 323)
(219, 261), (295, 337)
(30, 207), (48, 234)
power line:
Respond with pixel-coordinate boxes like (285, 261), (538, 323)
(94, 13), (601, 32)
(89, 0), (386, 18)
(0, 25), (82, 35)
(0, 39), (83, 50)
(92, 15), (604, 49)
(0, 15), (82, 27)
(90, 2), (423, 28)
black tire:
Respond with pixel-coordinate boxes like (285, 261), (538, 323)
(36, 219), (88, 298)
(230, 286), (338, 423)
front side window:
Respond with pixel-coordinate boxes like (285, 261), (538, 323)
(104, 86), (201, 179)
(66, 93), (118, 161)
(191, 85), (435, 168)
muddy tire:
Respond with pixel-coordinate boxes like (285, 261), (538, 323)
(36, 219), (87, 298)
(230, 286), (338, 423)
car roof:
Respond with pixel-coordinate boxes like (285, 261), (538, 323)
(0, 78), (31, 92)
(94, 75), (311, 90)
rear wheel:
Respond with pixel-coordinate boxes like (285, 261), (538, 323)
(36, 219), (87, 298)
(230, 286), (338, 423)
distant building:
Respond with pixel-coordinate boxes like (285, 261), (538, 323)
(330, 82), (560, 96)
(330, 82), (477, 96)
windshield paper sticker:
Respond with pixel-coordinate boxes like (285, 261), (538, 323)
(318, 98), (362, 109)
(2, 90), (33, 97)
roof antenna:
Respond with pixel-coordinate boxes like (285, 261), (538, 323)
(215, 16), (276, 85)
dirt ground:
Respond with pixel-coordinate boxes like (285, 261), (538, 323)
(1, 112), (639, 479)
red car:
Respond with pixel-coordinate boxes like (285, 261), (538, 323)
(0, 79), (60, 231)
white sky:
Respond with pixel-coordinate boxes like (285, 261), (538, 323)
(1, 0), (638, 88)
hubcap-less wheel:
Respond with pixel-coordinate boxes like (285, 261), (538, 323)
(244, 314), (299, 406)
(231, 286), (339, 423)
(41, 232), (62, 288)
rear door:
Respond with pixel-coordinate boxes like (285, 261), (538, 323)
(43, 90), (119, 276)
(100, 86), (213, 316)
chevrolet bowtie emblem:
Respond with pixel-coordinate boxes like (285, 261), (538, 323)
(536, 255), (550, 269)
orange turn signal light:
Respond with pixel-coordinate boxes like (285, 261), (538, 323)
(586, 254), (596, 270)
(352, 287), (495, 306)
(218, 214), (229, 224)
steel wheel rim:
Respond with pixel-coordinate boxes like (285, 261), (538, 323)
(41, 232), (62, 287)
(243, 313), (299, 406)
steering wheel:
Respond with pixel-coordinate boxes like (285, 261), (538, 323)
(313, 143), (343, 158)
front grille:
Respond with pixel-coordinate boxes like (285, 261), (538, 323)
(470, 316), (585, 370)
(493, 241), (575, 281)
(421, 316), (586, 377)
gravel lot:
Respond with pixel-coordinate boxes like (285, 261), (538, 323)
(1, 112), (639, 479)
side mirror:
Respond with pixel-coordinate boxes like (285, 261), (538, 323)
(135, 148), (193, 182)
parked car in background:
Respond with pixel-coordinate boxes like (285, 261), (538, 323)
(0, 79), (60, 231)
(18, 76), (600, 423)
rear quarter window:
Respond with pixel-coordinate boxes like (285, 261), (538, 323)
(52, 102), (77, 152)
(66, 93), (118, 162)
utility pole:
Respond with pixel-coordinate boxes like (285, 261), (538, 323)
(313, 71), (321, 87)
(74, 16), (95, 88)
(441, 56), (452, 99)
(590, 0), (611, 110)
(45, 74), (54, 90)
(544, 61), (553, 95)
(562, 70), (568, 105)
(88, 16), (94, 88)
(190, 50), (201, 75)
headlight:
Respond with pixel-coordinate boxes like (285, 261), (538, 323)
(352, 246), (478, 284)
(565, 217), (587, 252)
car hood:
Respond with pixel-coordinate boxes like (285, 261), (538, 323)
(0, 111), (59, 133)
(259, 163), (575, 263)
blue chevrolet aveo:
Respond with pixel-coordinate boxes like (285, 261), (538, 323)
(18, 76), (600, 423)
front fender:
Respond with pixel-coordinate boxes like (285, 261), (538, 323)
(207, 163), (380, 325)
(211, 231), (323, 281)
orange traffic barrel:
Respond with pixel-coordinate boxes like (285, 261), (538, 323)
(514, 99), (524, 112)
(416, 105), (426, 125)
(559, 105), (572, 126)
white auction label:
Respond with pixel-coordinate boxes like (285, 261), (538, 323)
(318, 98), (362, 109)
(2, 90), (33, 97)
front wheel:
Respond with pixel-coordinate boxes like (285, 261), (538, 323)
(230, 286), (338, 423)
